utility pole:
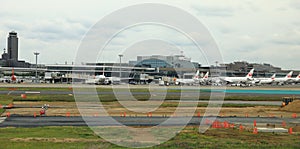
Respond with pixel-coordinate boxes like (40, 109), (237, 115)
(34, 52), (40, 83)
(118, 54), (123, 78)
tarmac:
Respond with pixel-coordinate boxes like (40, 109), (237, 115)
(0, 115), (299, 127)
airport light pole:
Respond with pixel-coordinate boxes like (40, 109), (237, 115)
(118, 54), (123, 78)
(34, 52), (40, 83)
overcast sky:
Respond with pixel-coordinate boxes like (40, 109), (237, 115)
(0, 0), (299, 70)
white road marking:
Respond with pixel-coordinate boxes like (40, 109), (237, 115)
(7, 90), (14, 95)
(0, 117), (7, 124)
(25, 91), (41, 94)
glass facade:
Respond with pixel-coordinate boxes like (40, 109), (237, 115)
(137, 58), (172, 68)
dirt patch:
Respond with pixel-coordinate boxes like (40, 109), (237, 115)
(292, 126), (300, 132)
(281, 100), (300, 112)
(1, 101), (296, 118)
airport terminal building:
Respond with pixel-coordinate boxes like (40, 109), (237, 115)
(0, 31), (299, 83)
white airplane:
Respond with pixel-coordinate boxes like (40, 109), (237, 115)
(86, 74), (124, 85)
(199, 72), (210, 84)
(85, 75), (106, 85)
(86, 67), (136, 85)
(174, 70), (200, 85)
(220, 69), (255, 84)
(0, 68), (24, 83)
(255, 74), (276, 85)
(287, 74), (300, 84)
(273, 71), (293, 85)
(85, 66), (114, 85)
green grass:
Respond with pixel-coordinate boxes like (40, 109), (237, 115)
(0, 87), (285, 102)
(0, 95), (13, 105)
(0, 95), (13, 114)
(0, 126), (122, 149)
(0, 126), (299, 149)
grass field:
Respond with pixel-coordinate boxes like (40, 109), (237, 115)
(0, 86), (299, 148)
(0, 95), (13, 114)
(0, 126), (299, 149)
(0, 86), (287, 99)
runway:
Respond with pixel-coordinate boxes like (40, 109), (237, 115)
(0, 115), (299, 127)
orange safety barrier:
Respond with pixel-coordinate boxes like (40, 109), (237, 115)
(21, 94), (27, 99)
(66, 112), (70, 117)
(212, 120), (221, 128)
(6, 112), (10, 117)
(7, 103), (13, 108)
(239, 125), (243, 132)
(253, 127), (258, 134)
(223, 121), (229, 128)
(289, 128), (293, 134)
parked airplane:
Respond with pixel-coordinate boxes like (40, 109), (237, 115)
(85, 67), (135, 85)
(199, 72), (210, 85)
(0, 68), (24, 83)
(219, 69), (255, 84)
(273, 71), (293, 85)
(85, 74), (124, 85)
(11, 68), (17, 82)
(85, 74), (108, 85)
(255, 74), (276, 85)
(286, 74), (300, 84)
(174, 70), (200, 85)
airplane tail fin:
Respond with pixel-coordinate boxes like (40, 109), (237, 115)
(285, 71), (293, 78)
(203, 72), (209, 79)
(271, 74), (276, 80)
(193, 70), (200, 80)
(11, 68), (16, 81)
(246, 69), (254, 78)
(298, 74), (300, 78)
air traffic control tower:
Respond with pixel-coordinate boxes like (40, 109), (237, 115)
(7, 31), (18, 61)
(0, 31), (31, 67)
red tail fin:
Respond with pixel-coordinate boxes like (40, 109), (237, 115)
(11, 68), (16, 81)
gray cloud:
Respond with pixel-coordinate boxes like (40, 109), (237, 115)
(1, 1), (300, 69)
